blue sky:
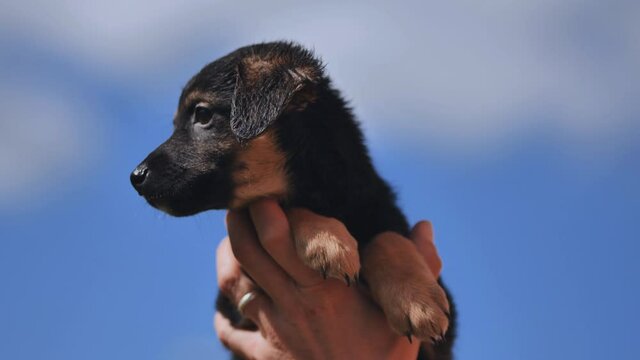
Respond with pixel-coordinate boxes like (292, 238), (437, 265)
(1, 1), (639, 359)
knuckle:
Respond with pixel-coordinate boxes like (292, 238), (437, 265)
(435, 256), (443, 269)
(216, 325), (228, 341)
(431, 253), (443, 273)
(218, 331), (230, 349)
(260, 221), (287, 246)
(229, 237), (252, 262)
(218, 275), (237, 297)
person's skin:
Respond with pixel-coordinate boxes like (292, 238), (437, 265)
(215, 198), (443, 360)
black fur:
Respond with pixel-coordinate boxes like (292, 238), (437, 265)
(131, 41), (456, 359)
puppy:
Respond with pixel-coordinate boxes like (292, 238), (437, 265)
(131, 42), (456, 359)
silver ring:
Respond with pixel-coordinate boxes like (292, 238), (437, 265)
(237, 291), (258, 315)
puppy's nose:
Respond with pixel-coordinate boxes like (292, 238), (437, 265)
(130, 164), (149, 191)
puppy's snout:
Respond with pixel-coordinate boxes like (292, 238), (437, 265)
(130, 163), (149, 193)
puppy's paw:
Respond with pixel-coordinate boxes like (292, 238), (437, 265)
(298, 230), (361, 285)
(363, 232), (450, 343)
(289, 209), (360, 285)
(382, 278), (450, 343)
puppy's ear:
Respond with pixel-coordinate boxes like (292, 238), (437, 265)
(230, 60), (319, 140)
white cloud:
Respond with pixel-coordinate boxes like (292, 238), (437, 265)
(2, 0), (638, 152)
(0, 79), (97, 210)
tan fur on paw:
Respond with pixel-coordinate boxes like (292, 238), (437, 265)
(363, 232), (450, 342)
(289, 209), (360, 285)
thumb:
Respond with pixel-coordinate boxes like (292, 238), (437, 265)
(409, 221), (443, 279)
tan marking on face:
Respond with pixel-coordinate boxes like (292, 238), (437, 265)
(182, 90), (209, 107)
(362, 232), (450, 342)
(229, 132), (289, 209)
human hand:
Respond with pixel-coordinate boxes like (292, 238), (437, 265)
(214, 199), (443, 360)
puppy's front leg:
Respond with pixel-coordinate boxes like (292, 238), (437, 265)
(288, 209), (361, 285)
(362, 232), (450, 342)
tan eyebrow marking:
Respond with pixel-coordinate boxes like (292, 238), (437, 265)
(182, 90), (209, 109)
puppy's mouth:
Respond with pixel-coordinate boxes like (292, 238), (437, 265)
(141, 182), (231, 216)
(144, 193), (197, 217)
(142, 190), (180, 213)
(144, 191), (173, 201)
(136, 180), (189, 213)
(138, 182), (180, 203)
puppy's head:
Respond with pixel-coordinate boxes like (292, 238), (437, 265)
(130, 42), (324, 216)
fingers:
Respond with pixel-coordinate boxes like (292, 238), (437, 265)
(410, 221), (443, 279)
(226, 210), (294, 303)
(249, 200), (321, 287)
(214, 312), (267, 358)
(216, 236), (271, 321)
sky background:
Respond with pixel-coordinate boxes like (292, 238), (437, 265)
(0, 0), (639, 359)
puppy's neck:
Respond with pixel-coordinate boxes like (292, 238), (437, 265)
(274, 89), (410, 242)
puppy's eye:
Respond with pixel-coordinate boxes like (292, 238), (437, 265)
(194, 105), (213, 126)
